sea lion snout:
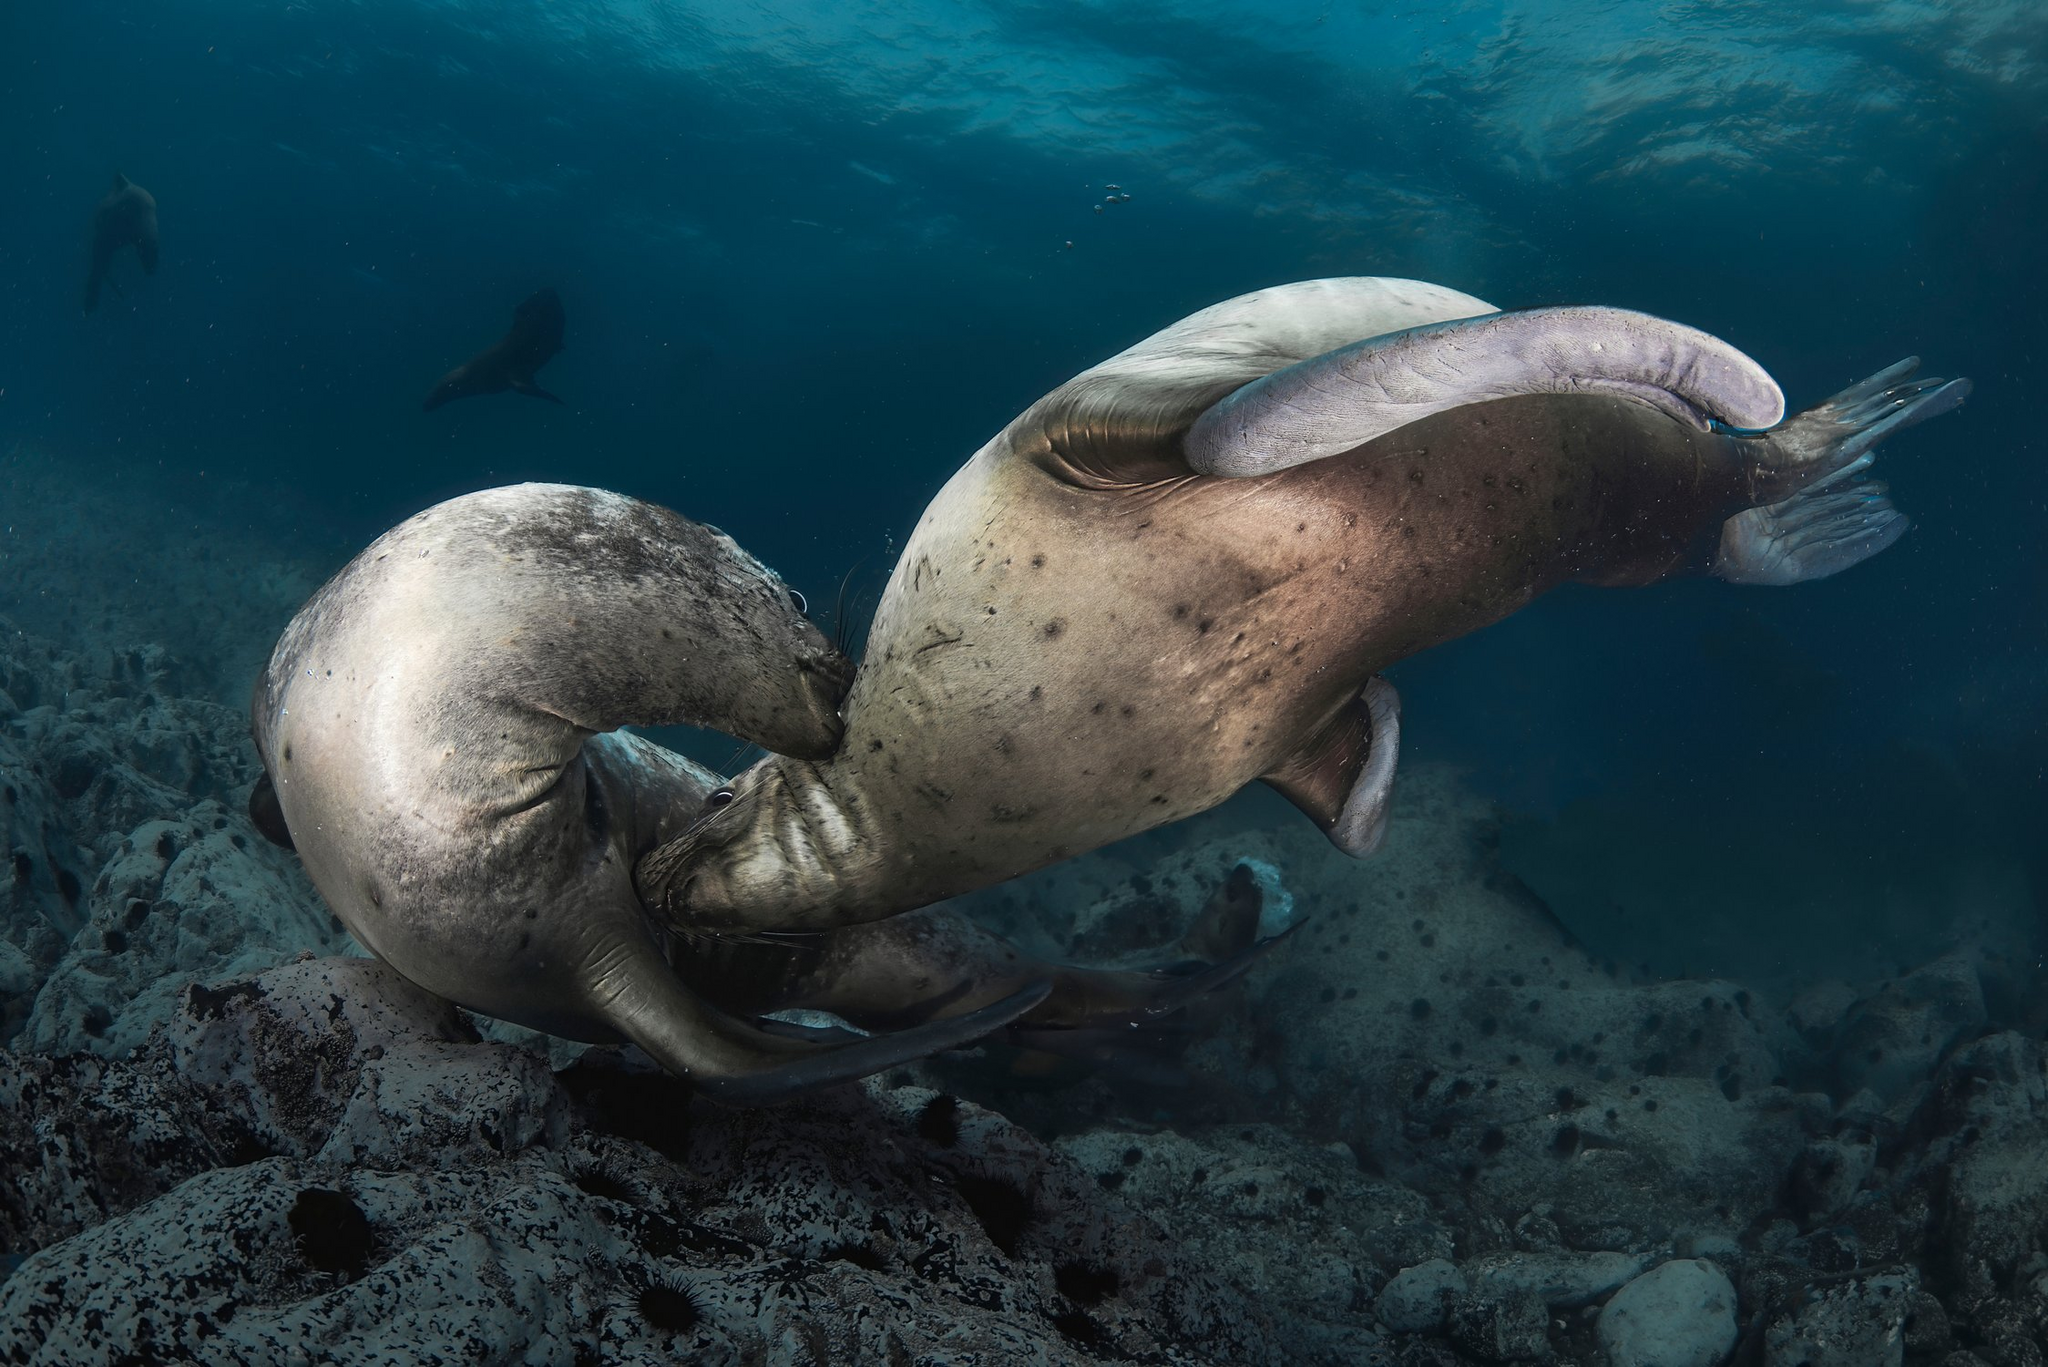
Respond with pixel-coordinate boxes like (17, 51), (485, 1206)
(759, 646), (854, 760)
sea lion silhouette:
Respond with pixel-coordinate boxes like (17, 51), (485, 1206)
(422, 287), (565, 411)
(82, 173), (158, 314)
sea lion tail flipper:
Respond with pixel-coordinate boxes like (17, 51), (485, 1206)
(1742, 358), (1971, 504)
(1258, 677), (1401, 857)
(590, 932), (1050, 1105)
(1185, 306), (1786, 477)
(512, 380), (564, 404)
(1714, 359), (1972, 586)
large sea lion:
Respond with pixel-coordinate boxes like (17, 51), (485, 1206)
(81, 173), (158, 314)
(422, 287), (566, 411)
(640, 277), (1969, 935)
(251, 483), (1260, 1101)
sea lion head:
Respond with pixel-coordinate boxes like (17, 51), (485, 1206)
(689, 524), (855, 760)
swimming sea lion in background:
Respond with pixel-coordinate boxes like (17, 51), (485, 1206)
(641, 277), (1969, 937)
(81, 173), (158, 314)
(422, 287), (566, 411)
(249, 483), (1260, 1101)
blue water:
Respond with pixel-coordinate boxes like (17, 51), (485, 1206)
(3, 0), (2042, 979)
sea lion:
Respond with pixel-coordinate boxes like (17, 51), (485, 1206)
(251, 483), (1259, 1101)
(422, 287), (565, 411)
(81, 173), (158, 314)
(639, 277), (1969, 935)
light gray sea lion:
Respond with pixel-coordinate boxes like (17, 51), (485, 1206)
(251, 483), (1050, 1102)
(422, 288), (565, 411)
(82, 173), (158, 314)
(639, 277), (1969, 935)
(250, 483), (1260, 1101)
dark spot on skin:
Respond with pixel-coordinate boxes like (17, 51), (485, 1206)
(868, 739), (884, 752)
(1031, 554), (1046, 568)
(1091, 701), (1105, 714)
(10, 853), (30, 885)
(1197, 618), (1213, 634)
(1043, 618), (1065, 638)
(1551, 1124), (1582, 1159)
(1479, 1127), (1507, 1156)
(1173, 604), (1190, 619)
(1029, 685), (1042, 701)
(1120, 705), (1135, 718)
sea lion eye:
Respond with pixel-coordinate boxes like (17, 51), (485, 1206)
(787, 588), (808, 614)
(707, 788), (735, 809)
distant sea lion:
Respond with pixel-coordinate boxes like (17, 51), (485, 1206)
(81, 173), (158, 314)
(640, 277), (1969, 936)
(422, 288), (565, 411)
(250, 483), (1257, 1101)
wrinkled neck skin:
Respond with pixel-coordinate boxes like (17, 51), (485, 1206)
(672, 394), (1756, 935)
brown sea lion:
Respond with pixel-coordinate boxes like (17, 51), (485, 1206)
(422, 287), (566, 411)
(638, 277), (1968, 935)
(82, 173), (158, 314)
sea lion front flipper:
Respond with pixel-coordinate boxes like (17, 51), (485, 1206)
(512, 380), (564, 404)
(1259, 677), (1401, 858)
(1024, 277), (1497, 486)
(592, 928), (1051, 1105)
(1184, 306), (1787, 478)
(247, 773), (296, 850)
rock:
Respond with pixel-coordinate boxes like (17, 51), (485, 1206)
(1823, 955), (1986, 1101)
(0, 958), (1287, 1366)
(1378, 1258), (1469, 1332)
(1448, 1285), (1550, 1361)
(1597, 1258), (1738, 1367)
(1902, 1032), (2048, 1297)
(1468, 1249), (1649, 1309)
(1763, 1270), (1917, 1367)
(1, 614), (343, 1056)
(1786, 1136), (1877, 1223)
(1052, 1123), (1446, 1353)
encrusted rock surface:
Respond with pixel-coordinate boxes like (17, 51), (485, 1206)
(2, 955), (1282, 1366)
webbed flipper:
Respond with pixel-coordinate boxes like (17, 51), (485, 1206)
(513, 379), (564, 405)
(1186, 306), (1784, 478)
(1714, 358), (1970, 586)
(1260, 677), (1401, 857)
(595, 926), (1050, 1106)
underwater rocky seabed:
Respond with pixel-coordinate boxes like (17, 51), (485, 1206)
(1, 447), (2046, 1367)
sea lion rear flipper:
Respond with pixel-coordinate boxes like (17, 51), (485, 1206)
(512, 380), (564, 404)
(1185, 306), (1786, 478)
(593, 928), (1050, 1105)
(1259, 677), (1401, 858)
(1714, 358), (1970, 585)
